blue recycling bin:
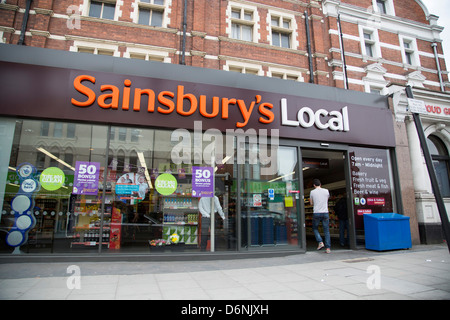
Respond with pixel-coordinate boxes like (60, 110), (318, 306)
(364, 213), (412, 251)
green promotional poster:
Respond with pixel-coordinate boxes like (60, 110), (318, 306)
(40, 167), (65, 191)
(155, 173), (177, 196)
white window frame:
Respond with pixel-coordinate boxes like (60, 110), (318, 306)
(223, 60), (263, 76)
(372, 0), (395, 16)
(230, 8), (254, 42)
(267, 10), (298, 50)
(70, 40), (120, 57)
(131, 0), (172, 28)
(124, 46), (172, 63)
(268, 67), (304, 82)
(82, 0), (119, 21)
(267, 9), (299, 49)
(359, 25), (381, 59)
(226, 1), (260, 43)
(399, 35), (420, 67)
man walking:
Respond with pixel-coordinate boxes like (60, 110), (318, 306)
(310, 179), (331, 253)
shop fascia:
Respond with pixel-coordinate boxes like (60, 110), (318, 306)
(71, 75), (351, 133)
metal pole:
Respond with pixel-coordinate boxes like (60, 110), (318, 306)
(98, 125), (111, 254)
(210, 144), (215, 252)
(406, 86), (450, 253)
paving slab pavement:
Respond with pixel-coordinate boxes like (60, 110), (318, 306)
(0, 244), (448, 301)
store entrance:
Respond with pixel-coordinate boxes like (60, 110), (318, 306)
(301, 149), (350, 251)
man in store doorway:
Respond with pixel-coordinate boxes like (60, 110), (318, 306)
(199, 196), (225, 251)
(310, 179), (331, 253)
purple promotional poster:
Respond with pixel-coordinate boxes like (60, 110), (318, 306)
(192, 167), (214, 197)
(73, 161), (101, 195)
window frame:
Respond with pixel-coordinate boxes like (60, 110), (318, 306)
(372, 0), (395, 16)
(399, 35), (420, 67)
(88, 0), (117, 20)
(135, 0), (169, 28)
(226, 2), (259, 43)
(267, 10), (298, 50)
(230, 7), (256, 42)
(359, 26), (381, 59)
(223, 60), (263, 76)
(268, 66), (304, 82)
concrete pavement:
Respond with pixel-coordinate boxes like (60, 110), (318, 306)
(0, 244), (449, 300)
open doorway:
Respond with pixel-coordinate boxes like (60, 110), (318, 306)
(302, 149), (350, 252)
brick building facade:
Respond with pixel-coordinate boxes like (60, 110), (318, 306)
(1, 0), (447, 92)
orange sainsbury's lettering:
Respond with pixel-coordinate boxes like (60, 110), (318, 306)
(259, 102), (274, 124)
(157, 91), (175, 114)
(98, 84), (120, 109)
(71, 74), (275, 127)
(72, 75), (96, 107)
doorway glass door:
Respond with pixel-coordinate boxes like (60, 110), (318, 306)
(301, 149), (349, 251)
(240, 145), (300, 250)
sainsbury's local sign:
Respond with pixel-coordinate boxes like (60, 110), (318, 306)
(71, 75), (350, 132)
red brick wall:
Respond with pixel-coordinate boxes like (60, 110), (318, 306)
(0, 0), (446, 90)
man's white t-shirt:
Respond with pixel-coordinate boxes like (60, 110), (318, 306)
(310, 187), (330, 213)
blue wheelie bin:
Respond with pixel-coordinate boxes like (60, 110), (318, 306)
(363, 213), (412, 251)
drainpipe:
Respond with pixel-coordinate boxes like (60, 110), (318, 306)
(18, 0), (33, 45)
(304, 11), (314, 83)
(337, 13), (349, 90)
(180, 0), (187, 65)
(431, 43), (445, 92)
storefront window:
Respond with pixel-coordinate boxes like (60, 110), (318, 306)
(349, 146), (396, 245)
(104, 127), (238, 253)
(0, 118), (243, 254)
(0, 118), (109, 253)
(240, 145), (300, 250)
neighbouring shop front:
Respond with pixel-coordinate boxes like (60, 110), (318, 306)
(390, 84), (450, 244)
(0, 45), (400, 256)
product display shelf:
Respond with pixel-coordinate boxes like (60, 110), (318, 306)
(160, 195), (200, 247)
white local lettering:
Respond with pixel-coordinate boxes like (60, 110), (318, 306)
(281, 98), (349, 132)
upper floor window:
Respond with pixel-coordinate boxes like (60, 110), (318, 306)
(231, 8), (254, 41)
(268, 67), (304, 82)
(124, 46), (172, 63)
(364, 32), (375, 57)
(138, 0), (165, 27)
(224, 60), (263, 76)
(268, 10), (298, 50)
(226, 2), (259, 43)
(376, 0), (386, 14)
(403, 41), (413, 64)
(400, 36), (419, 67)
(359, 26), (381, 59)
(89, 0), (116, 20)
(372, 0), (395, 15)
(271, 16), (291, 48)
(70, 39), (120, 57)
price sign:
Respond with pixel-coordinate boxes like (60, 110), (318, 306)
(73, 161), (100, 195)
(192, 167), (213, 197)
